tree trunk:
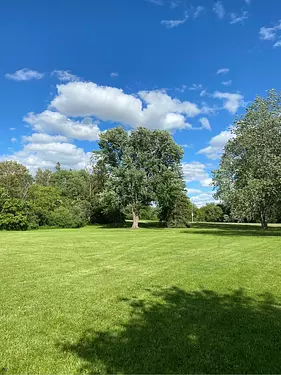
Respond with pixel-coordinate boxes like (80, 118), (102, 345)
(260, 212), (268, 230)
(132, 208), (139, 229)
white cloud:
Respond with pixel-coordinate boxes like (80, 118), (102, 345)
(22, 133), (69, 144)
(199, 117), (211, 130)
(217, 68), (230, 75)
(200, 89), (208, 97)
(221, 80), (232, 86)
(163, 113), (191, 130)
(182, 161), (212, 187)
(260, 20), (281, 40)
(274, 40), (281, 48)
(213, 1), (225, 19)
(50, 82), (201, 131)
(187, 188), (202, 194)
(52, 70), (80, 82)
(213, 91), (244, 114)
(110, 72), (119, 77)
(229, 11), (248, 25)
(10, 138), (17, 143)
(2, 142), (91, 173)
(180, 143), (193, 149)
(198, 129), (234, 159)
(191, 192), (217, 207)
(189, 83), (203, 91)
(161, 12), (188, 28)
(24, 110), (101, 141)
(9, 127), (16, 131)
(193, 6), (205, 18)
(5, 68), (44, 81)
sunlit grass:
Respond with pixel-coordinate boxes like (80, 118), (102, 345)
(1, 223), (281, 374)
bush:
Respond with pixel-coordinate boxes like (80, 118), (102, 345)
(0, 198), (37, 230)
(48, 206), (86, 228)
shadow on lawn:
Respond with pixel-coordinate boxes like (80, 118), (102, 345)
(62, 287), (281, 374)
(185, 223), (281, 237)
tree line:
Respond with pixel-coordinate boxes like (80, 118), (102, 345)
(1, 90), (279, 230)
(0, 127), (196, 230)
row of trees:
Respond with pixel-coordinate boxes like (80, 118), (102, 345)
(0, 127), (200, 230)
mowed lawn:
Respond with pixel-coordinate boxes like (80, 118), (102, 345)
(1, 224), (281, 374)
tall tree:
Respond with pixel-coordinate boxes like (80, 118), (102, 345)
(0, 161), (33, 199)
(35, 168), (53, 186)
(96, 127), (184, 228)
(213, 90), (281, 229)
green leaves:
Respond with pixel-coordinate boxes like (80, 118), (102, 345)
(213, 90), (281, 227)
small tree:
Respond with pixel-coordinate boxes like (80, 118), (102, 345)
(198, 203), (223, 222)
(0, 161), (33, 199)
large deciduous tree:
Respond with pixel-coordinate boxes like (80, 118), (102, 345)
(96, 127), (185, 228)
(213, 90), (281, 229)
(0, 161), (33, 199)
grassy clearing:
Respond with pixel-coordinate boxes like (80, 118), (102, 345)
(1, 223), (281, 374)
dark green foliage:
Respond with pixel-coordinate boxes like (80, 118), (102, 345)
(198, 203), (223, 222)
(159, 192), (192, 228)
(28, 185), (62, 226)
(48, 206), (85, 228)
(213, 90), (281, 229)
(0, 198), (36, 230)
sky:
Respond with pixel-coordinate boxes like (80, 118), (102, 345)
(1, 0), (281, 206)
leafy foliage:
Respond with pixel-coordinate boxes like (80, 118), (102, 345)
(213, 90), (281, 229)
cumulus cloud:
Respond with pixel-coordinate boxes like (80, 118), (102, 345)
(190, 192), (218, 207)
(229, 11), (248, 25)
(110, 72), (119, 77)
(213, 1), (225, 19)
(213, 91), (244, 114)
(217, 68), (230, 75)
(5, 68), (44, 81)
(10, 138), (17, 143)
(182, 161), (212, 187)
(22, 133), (69, 144)
(24, 110), (101, 141)
(50, 82), (201, 131)
(199, 117), (211, 130)
(187, 188), (202, 194)
(1, 142), (92, 173)
(260, 20), (281, 40)
(52, 70), (80, 82)
(198, 129), (234, 159)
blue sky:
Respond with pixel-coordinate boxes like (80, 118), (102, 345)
(1, 0), (281, 206)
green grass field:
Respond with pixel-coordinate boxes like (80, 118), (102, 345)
(1, 223), (281, 374)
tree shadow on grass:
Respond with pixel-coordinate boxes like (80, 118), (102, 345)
(185, 223), (281, 237)
(61, 287), (281, 374)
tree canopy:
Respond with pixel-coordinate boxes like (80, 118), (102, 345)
(213, 90), (281, 229)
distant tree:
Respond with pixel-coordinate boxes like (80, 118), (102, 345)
(213, 90), (281, 229)
(0, 161), (33, 199)
(198, 203), (223, 222)
(96, 127), (184, 228)
(159, 191), (192, 228)
(35, 168), (53, 186)
(55, 162), (61, 171)
(28, 184), (62, 226)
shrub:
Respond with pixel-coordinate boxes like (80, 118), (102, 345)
(48, 206), (86, 228)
